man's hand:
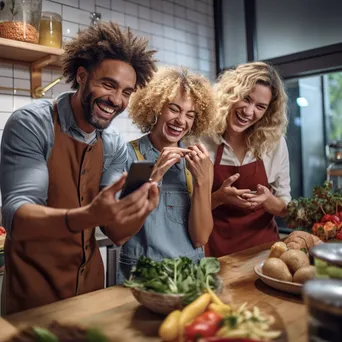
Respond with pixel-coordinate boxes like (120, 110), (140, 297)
(89, 173), (159, 227)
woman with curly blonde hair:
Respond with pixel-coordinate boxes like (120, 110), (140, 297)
(203, 61), (291, 257)
(117, 67), (217, 283)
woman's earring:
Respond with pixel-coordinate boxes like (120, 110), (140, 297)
(151, 113), (159, 127)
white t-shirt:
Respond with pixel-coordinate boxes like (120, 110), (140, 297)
(202, 135), (291, 205)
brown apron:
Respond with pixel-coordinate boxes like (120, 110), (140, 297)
(205, 143), (278, 258)
(2, 104), (105, 315)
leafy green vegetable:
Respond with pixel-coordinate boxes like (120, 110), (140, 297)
(124, 256), (220, 304)
(32, 327), (58, 342)
(285, 180), (342, 230)
(224, 315), (238, 328)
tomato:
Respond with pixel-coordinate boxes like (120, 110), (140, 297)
(0, 226), (6, 234)
(321, 214), (340, 224)
(336, 230), (342, 240)
(185, 321), (219, 341)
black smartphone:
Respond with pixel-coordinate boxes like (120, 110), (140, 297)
(119, 160), (155, 199)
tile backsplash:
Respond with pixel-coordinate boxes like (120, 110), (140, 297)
(0, 0), (216, 206)
(0, 0), (215, 142)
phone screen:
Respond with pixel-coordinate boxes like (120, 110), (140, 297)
(119, 160), (155, 199)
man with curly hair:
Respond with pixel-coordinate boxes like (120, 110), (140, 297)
(0, 22), (158, 315)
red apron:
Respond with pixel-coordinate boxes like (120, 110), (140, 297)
(206, 144), (278, 257)
(2, 103), (104, 315)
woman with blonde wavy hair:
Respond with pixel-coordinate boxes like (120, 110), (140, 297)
(203, 61), (290, 257)
(117, 67), (217, 283)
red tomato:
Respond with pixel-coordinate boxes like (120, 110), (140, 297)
(185, 321), (219, 341)
(0, 226), (6, 235)
(336, 230), (342, 240)
(321, 214), (340, 224)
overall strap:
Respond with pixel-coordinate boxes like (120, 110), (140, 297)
(130, 139), (144, 161)
(185, 167), (193, 197)
(215, 143), (225, 166)
(130, 139), (193, 197)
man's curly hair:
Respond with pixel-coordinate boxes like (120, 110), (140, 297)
(128, 67), (217, 137)
(61, 22), (157, 89)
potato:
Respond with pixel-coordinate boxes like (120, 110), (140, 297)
(262, 258), (292, 282)
(280, 249), (310, 274)
(268, 241), (288, 258)
(293, 266), (316, 284)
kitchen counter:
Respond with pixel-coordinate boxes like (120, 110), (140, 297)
(0, 242), (307, 341)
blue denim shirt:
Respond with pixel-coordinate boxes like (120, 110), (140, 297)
(0, 92), (127, 234)
(117, 134), (204, 284)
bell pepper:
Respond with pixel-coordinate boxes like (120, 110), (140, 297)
(312, 222), (324, 235)
(321, 214), (340, 225)
(184, 310), (222, 342)
(323, 221), (337, 240)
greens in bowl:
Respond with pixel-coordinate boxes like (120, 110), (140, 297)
(124, 256), (221, 305)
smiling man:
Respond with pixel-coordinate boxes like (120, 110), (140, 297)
(0, 22), (158, 315)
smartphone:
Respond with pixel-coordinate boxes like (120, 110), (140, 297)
(248, 191), (257, 194)
(119, 160), (155, 199)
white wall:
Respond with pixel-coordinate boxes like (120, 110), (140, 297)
(0, 0), (216, 205)
(0, 0), (215, 138)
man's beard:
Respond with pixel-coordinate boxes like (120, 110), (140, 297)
(80, 80), (120, 130)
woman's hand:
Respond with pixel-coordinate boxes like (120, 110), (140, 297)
(151, 147), (190, 183)
(185, 144), (213, 186)
(212, 173), (252, 210)
(241, 184), (272, 209)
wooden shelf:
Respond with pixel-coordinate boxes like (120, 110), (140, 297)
(0, 37), (65, 97)
(0, 37), (64, 66)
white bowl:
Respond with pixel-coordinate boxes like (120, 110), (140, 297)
(254, 260), (302, 295)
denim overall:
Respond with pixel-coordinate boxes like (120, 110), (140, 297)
(117, 134), (204, 284)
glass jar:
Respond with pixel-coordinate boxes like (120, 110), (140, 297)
(39, 11), (62, 48)
(303, 279), (342, 342)
(0, 0), (42, 43)
(311, 243), (342, 279)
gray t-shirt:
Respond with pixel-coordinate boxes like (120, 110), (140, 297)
(0, 91), (127, 234)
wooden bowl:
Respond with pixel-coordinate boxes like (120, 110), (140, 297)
(131, 276), (223, 315)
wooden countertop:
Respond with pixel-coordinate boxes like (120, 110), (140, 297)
(0, 242), (307, 341)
